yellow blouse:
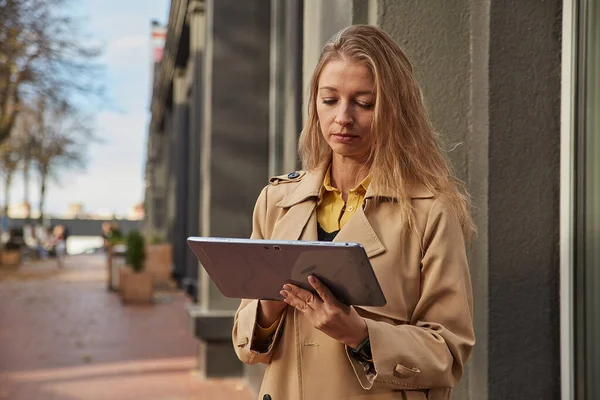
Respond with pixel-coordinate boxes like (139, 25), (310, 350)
(317, 166), (370, 233)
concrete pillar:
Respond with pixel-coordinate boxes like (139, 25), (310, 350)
(170, 69), (189, 285)
(194, 0), (271, 378)
(151, 126), (170, 239)
(269, 0), (304, 175)
(184, 1), (204, 300)
(465, 1), (490, 398)
(302, 0), (353, 119)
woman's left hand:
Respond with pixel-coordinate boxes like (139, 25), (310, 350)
(280, 275), (368, 349)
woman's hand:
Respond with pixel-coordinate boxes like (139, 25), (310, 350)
(280, 275), (368, 348)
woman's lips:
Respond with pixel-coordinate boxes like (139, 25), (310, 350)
(331, 134), (359, 143)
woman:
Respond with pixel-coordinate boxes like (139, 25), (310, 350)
(52, 225), (67, 268)
(233, 25), (475, 400)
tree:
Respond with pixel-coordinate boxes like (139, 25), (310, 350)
(0, 0), (103, 144)
(0, 137), (23, 216)
(18, 106), (36, 220)
(23, 95), (95, 222)
(0, 110), (33, 216)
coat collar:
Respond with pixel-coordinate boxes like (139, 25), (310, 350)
(273, 167), (434, 259)
(276, 167), (434, 208)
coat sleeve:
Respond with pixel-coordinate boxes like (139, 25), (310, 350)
(232, 186), (287, 365)
(347, 198), (475, 390)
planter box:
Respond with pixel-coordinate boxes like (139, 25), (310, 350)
(107, 244), (127, 291)
(106, 245), (114, 290)
(1, 250), (21, 267)
(145, 243), (173, 286)
(120, 266), (153, 304)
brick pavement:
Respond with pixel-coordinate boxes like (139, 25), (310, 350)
(0, 254), (254, 400)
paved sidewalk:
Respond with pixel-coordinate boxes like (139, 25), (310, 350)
(0, 254), (254, 400)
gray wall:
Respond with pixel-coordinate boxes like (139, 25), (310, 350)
(487, 1), (561, 398)
(378, 0), (471, 182)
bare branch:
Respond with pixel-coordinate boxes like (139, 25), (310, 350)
(0, 0), (105, 144)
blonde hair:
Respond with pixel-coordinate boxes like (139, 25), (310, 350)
(298, 25), (475, 238)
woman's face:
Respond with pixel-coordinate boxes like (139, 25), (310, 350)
(316, 59), (376, 161)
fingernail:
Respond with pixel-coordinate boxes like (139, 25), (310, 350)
(283, 284), (291, 291)
(280, 290), (287, 298)
(308, 276), (316, 284)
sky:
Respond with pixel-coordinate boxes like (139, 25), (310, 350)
(8, 0), (170, 218)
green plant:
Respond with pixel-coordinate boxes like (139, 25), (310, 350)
(125, 231), (146, 273)
(107, 226), (125, 245)
(108, 235), (126, 245)
(150, 235), (164, 245)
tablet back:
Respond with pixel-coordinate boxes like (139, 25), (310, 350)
(187, 237), (386, 307)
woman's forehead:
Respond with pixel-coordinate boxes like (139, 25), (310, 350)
(318, 59), (375, 92)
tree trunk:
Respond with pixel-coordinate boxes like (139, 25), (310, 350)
(0, 108), (19, 145)
(23, 158), (30, 220)
(4, 173), (12, 216)
(0, 84), (20, 145)
(38, 167), (47, 224)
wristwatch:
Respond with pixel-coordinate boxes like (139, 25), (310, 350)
(349, 337), (372, 363)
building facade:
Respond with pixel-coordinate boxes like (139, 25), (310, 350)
(144, 0), (599, 398)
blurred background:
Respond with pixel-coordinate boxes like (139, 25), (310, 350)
(0, 0), (598, 399)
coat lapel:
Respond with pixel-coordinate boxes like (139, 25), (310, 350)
(271, 169), (325, 241)
(333, 178), (433, 259)
(271, 200), (318, 241)
(333, 205), (386, 258)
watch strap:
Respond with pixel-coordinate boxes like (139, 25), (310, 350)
(349, 337), (372, 362)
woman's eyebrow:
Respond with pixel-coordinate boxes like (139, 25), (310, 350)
(319, 86), (375, 96)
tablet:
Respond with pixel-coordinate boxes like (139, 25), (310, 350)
(187, 237), (386, 307)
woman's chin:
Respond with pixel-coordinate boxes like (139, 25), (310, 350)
(329, 146), (369, 161)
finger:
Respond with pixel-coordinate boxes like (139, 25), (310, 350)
(283, 284), (322, 307)
(281, 289), (311, 313)
(308, 275), (335, 304)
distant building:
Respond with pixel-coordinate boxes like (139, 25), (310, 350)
(150, 20), (167, 92)
(63, 203), (86, 219)
(127, 203), (145, 220)
(7, 202), (31, 219)
(87, 209), (115, 220)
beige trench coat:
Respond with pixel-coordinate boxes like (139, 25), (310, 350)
(232, 168), (475, 400)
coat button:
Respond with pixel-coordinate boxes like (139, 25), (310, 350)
(263, 395), (272, 400)
(287, 172), (300, 179)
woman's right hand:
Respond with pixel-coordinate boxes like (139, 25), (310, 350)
(257, 300), (287, 327)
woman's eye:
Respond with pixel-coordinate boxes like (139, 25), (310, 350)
(322, 99), (337, 105)
(356, 102), (374, 109)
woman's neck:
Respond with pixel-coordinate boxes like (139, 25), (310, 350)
(330, 155), (370, 199)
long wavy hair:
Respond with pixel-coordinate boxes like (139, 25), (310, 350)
(298, 25), (475, 238)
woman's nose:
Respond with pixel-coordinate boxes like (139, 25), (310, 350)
(334, 104), (353, 126)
